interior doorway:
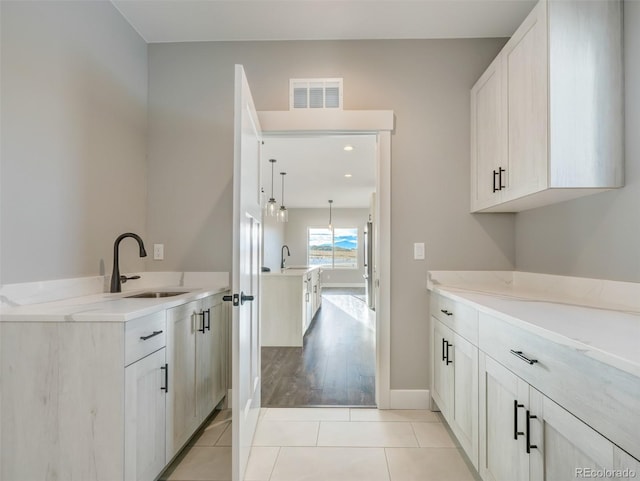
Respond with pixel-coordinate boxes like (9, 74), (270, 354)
(259, 134), (377, 406)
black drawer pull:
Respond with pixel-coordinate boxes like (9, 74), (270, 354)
(442, 337), (446, 362)
(140, 330), (163, 341)
(526, 410), (538, 453)
(440, 309), (453, 316)
(510, 350), (538, 365)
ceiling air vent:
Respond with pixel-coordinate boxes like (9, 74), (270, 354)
(290, 78), (343, 110)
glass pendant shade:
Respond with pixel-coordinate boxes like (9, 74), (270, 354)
(278, 171), (288, 223)
(266, 159), (278, 217)
(277, 206), (289, 223)
(267, 198), (278, 216)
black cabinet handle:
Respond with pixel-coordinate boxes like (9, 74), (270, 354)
(526, 410), (538, 453)
(197, 311), (206, 333)
(510, 350), (538, 365)
(498, 167), (506, 190)
(205, 308), (211, 331)
(514, 400), (525, 440)
(442, 337), (446, 362)
(440, 309), (453, 316)
(445, 341), (452, 365)
(140, 330), (163, 341)
(161, 363), (168, 393)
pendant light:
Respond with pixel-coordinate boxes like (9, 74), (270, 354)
(266, 159), (278, 216)
(328, 199), (333, 230)
(278, 172), (289, 223)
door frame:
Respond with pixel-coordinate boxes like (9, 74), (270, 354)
(257, 109), (393, 408)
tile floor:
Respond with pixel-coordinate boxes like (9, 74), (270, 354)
(162, 408), (481, 481)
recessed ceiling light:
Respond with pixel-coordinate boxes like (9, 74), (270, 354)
(344, 173), (353, 178)
(344, 145), (354, 151)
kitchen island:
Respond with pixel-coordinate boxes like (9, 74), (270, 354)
(261, 266), (322, 347)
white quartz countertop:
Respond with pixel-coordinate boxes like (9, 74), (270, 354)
(0, 286), (230, 323)
(263, 265), (321, 277)
(429, 281), (640, 379)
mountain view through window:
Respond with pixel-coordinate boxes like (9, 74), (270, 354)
(308, 227), (358, 268)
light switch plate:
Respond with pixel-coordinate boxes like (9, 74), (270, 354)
(414, 242), (425, 260)
(153, 244), (164, 260)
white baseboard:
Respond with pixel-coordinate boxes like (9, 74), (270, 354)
(323, 283), (366, 288)
(389, 389), (431, 409)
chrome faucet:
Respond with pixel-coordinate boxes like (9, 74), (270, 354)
(110, 233), (147, 293)
(281, 245), (290, 269)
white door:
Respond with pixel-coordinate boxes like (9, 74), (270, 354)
(230, 64), (262, 481)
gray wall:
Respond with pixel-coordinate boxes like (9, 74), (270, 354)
(515, 1), (640, 282)
(0, 1), (148, 284)
(283, 208), (369, 285)
(147, 39), (515, 390)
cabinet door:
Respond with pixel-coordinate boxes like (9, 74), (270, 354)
(614, 448), (640, 481)
(210, 297), (227, 406)
(529, 388), (617, 481)
(166, 301), (198, 460)
(479, 353), (530, 481)
(470, 54), (504, 211)
(450, 332), (479, 468)
(431, 318), (453, 418)
(502, 0), (548, 201)
(124, 348), (166, 481)
(196, 296), (216, 421)
(197, 295), (226, 420)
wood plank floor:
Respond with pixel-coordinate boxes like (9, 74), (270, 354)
(261, 288), (376, 407)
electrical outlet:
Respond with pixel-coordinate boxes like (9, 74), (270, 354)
(153, 244), (164, 260)
(414, 242), (425, 260)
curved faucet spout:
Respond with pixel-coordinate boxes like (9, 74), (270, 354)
(281, 245), (291, 269)
(110, 232), (147, 293)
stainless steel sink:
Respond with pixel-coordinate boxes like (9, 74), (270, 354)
(125, 291), (187, 299)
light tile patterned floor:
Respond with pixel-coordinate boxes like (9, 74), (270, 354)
(162, 408), (480, 481)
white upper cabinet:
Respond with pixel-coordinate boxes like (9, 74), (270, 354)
(470, 0), (623, 213)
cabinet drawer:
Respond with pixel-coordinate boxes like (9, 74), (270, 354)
(430, 292), (478, 344)
(125, 311), (167, 366)
(478, 312), (640, 460)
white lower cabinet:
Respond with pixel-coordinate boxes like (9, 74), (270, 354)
(166, 300), (199, 459)
(0, 291), (229, 481)
(479, 353), (529, 481)
(431, 317), (479, 468)
(479, 351), (639, 481)
(166, 294), (228, 461)
(529, 388), (620, 481)
(431, 292), (639, 481)
(125, 347), (167, 481)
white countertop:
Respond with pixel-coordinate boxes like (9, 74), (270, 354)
(428, 272), (640, 379)
(0, 286), (230, 323)
(262, 265), (322, 277)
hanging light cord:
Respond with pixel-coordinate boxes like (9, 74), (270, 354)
(281, 173), (286, 205)
(269, 159), (276, 200)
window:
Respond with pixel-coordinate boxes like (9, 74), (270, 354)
(308, 227), (358, 268)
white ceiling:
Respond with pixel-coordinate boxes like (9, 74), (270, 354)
(112, 0), (536, 43)
(261, 134), (377, 208)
